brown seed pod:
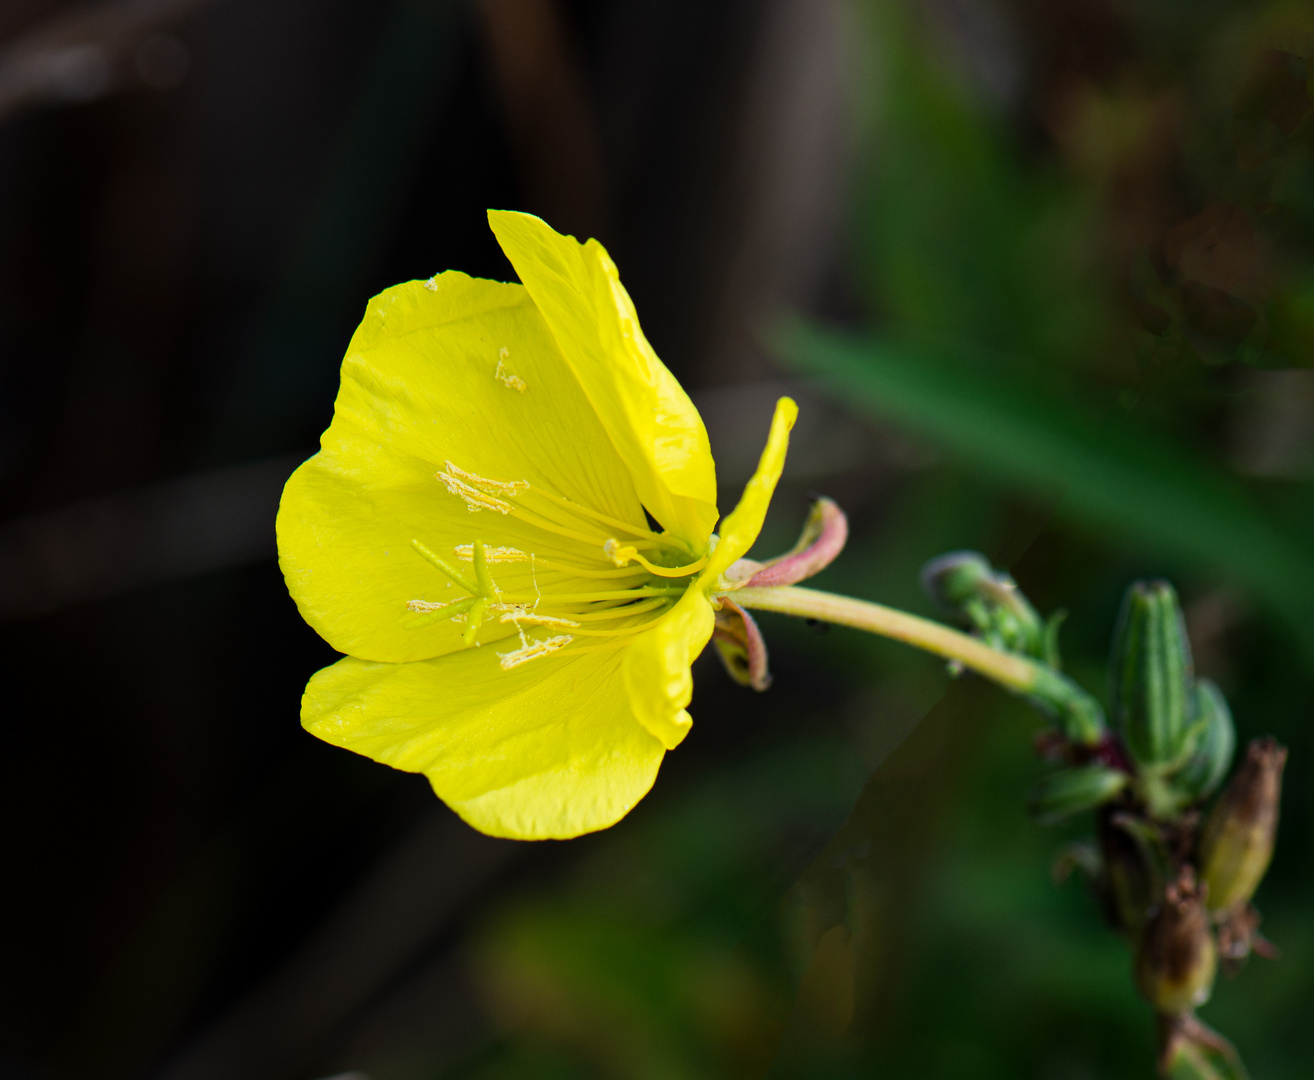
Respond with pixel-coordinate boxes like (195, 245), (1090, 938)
(1135, 868), (1218, 1015)
(1198, 737), (1287, 915)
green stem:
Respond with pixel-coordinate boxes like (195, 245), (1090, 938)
(729, 585), (1034, 688)
(727, 585), (1106, 743)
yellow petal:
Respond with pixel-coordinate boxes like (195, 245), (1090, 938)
(703, 397), (798, 580)
(277, 271), (649, 663)
(488, 210), (719, 552)
(622, 586), (716, 750)
(303, 645), (666, 840)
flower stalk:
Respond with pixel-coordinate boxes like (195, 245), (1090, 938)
(726, 584), (1106, 744)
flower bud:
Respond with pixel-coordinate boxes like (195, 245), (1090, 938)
(1172, 679), (1236, 804)
(920, 550), (1043, 657)
(1110, 580), (1195, 768)
(921, 550), (994, 608)
(1198, 736), (1286, 915)
(1028, 765), (1128, 824)
(1135, 869), (1218, 1014)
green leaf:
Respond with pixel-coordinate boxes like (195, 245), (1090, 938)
(775, 321), (1314, 660)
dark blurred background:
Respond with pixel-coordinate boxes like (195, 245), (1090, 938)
(1, 1), (1311, 1077)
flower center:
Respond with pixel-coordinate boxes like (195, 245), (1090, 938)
(402, 462), (707, 669)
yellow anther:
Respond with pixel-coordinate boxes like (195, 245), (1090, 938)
(455, 544), (528, 563)
(498, 609), (580, 628)
(443, 461), (528, 496)
(436, 472), (513, 514)
(402, 595), (475, 629)
(498, 634), (574, 670)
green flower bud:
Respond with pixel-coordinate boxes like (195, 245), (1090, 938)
(1135, 869), (1218, 1015)
(1172, 680), (1236, 803)
(1199, 737), (1286, 915)
(1110, 580), (1195, 768)
(920, 550), (1044, 658)
(1028, 765), (1129, 824)
(920, 550), (994, 608)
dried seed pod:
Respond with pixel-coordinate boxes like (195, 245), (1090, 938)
(1199, 737), (1287, 915)
(1110, 581), (1195, 769)
(1135, 868), (1217, 1015)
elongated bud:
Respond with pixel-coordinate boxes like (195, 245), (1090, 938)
(1135, 868), (1218, 1014)
(1028, 765), (1128, 823)
(920, 550), (1044, 658)
(1110, 581), (1195, 768)
(1199, 737), (1286, 915)
(1172, 680), (1236, 803)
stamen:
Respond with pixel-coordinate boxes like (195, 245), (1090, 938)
(504, 503), (612, 547)
(455, 544), (529, 563)
(498, 634), (574, 670)
(496, 607), (580, 628)
(442, 461), (685, 556)
(555, 613), (671, 638)
(496, 587), (681, 605)
(604, 539), (709, 578)
(518, 553), (650, 579)
(443, 461), (528, 496)
(402, 595), (476, 629)
(525, 487), (673, 545)
(437, 472), (513, 514)
(561, 597), (666, 621)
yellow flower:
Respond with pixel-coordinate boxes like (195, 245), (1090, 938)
(277, 210), (796, 840)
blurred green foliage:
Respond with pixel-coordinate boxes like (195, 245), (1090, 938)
(397, 1), (1314, 1076)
